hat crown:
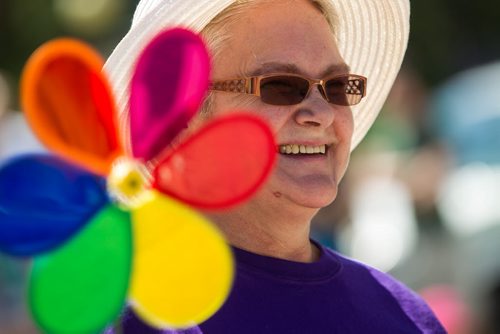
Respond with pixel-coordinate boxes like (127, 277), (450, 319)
(132, 0), (167, 28)
(105, 0), (411, 152)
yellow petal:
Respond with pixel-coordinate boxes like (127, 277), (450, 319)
(130, 191), (233, 328)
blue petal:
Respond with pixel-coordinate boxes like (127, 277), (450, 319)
(0, 154), (109, 256)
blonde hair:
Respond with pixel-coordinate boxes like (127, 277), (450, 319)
(198, 0), (338, 115)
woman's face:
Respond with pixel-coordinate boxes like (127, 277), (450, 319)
(207, 0), (354, 210)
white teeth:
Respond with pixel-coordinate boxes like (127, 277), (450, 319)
(279, 144), (327, 155)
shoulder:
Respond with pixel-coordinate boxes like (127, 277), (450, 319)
(324, 248), (425, 304)
(324, 248), (447, 334)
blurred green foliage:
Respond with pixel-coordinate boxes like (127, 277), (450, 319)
(0, 0), (138, 109)
(408, 0), (500, 85)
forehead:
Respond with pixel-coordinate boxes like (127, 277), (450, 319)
(212, 0), (344, 79)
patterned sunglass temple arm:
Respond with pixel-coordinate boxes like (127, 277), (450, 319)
(210, 78), (256, 94)
(347, 76), (367, 97)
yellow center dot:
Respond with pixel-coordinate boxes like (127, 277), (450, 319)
(107, 158), (152, 208)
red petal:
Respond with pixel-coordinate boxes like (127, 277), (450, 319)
(153, 113), (275, 210)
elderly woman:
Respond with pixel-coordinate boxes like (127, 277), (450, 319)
(105, 0), (445, 333)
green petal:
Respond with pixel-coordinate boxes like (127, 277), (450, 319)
(29, 205), (132, 334)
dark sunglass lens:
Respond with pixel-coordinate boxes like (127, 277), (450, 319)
(325, 75), (364, 106)
(260, 76), (309, 105)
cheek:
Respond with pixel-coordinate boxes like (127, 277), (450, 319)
(213, 95), (289, 134)
(333, 109), (354, 174)
(336, 109), (355, 143)
(212, 94), (258, 116)
(251, 105), (290, 134)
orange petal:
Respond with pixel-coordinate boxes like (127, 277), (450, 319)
(21, 38), (122, 175)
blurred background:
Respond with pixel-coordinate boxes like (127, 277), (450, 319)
(1, 0), (500, 333)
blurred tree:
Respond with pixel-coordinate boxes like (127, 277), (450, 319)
(0, 0), (60, 109)
(0, 0), (138, 110)
(407, 0), (500, 87)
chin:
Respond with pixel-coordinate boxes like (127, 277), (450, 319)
(278, 177), (339, 209)
(290, 189), (338, 209)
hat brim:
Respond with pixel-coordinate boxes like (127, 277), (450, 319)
(104, 0), (410, 151)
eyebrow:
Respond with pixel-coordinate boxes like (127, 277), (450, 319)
(248, 62), (351, 77)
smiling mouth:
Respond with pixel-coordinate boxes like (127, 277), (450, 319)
(278, 144), (327, 155)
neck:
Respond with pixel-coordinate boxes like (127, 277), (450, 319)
(205, 195), (321, 263)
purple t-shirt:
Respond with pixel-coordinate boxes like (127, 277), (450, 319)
(111, 242), (445, 333)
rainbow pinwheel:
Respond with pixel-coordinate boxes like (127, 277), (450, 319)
(0, 28), (275, 333)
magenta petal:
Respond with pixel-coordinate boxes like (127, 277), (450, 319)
(129, 28), (210, 162)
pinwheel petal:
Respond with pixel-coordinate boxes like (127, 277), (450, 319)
(129, 28), (210, 161)
(29, 204), (132, 334)
(153, 113), (276, 209)
(0, 154), (108, 256)
(130, 191), (233, 328)
(21, 38), (123, 176)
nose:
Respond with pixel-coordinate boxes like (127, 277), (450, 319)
(294, 84), (336, 128)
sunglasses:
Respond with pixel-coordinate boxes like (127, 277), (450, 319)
(210, 73), (367, 107)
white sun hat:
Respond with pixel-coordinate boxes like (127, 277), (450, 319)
(104, 0), (410, 150)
